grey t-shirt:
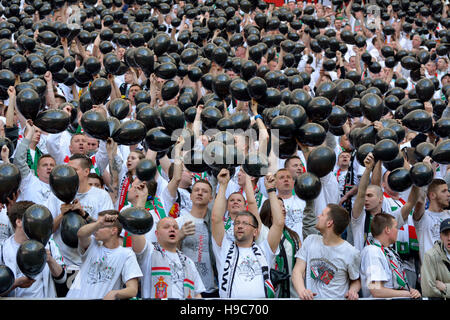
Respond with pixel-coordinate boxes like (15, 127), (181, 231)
(295, 234), (361, 299)
(176, 213), (217, 293)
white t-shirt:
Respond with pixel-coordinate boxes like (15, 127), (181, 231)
(17, 172), (52, 206)
(212, 236), (276, 299)
(0, 207), (13, 245)
(360, 242), (406, 298)
(295, 234), (361, 299)
(414, 210), (450, 261)
(135, 240), (206, 299)
(66, 240), (142, 299)
(283, 194), (306, 243)
(46, 187), (114, 267)
(351, 210), (405, 252)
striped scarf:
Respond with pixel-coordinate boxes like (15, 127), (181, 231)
(383, 193), (419, 257)
(150, 242), (197, 299)
(370, 239), (409, 290)
(220, 241), (275, 298)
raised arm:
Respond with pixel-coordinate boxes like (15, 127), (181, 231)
(13, 120), (34, 178)
(211, 168), (230, 247)
(166, 136), (184, 198)
(352, 153), (375, 220)
(265, 174), (285, 253)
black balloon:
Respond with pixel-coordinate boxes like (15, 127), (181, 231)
(61, 211), (86, 248)
(402, 109), (433, 133)
(183, 149), (209, 173)
(294, 172), (322, 201)
(135, 159), (157, 182)
(118, 207), (154, 235)
(295, 122), (326, 146)
(16, 88), (41, 120)
(0, 265), (14, 295)
(89, 77), (111, 105)
(307, 146), (336, 178)
(145, 127), (174, 152)
(34, 109), (70, 134)
(415, 78), (435, 102)
(16, 240), (46, 278)
(80, 110), (109, 140)
(22, 204), (53, 246)
(242, 153), (269, 178)
(410, 162), (434, 187)
(161, 80), (179, 101)
(112, 119), (146, 145)
(361, 93), (383, 122)
(431, 139), (450, 164)
(0, 163), (21, 204)
(108, 98), (130, 120)
(387, 168), (413, 192)
(49, 165), (79, 204)
(433, 118), (450, 138)
(356, 143), (375, 166)
(373, 139), (399, 162)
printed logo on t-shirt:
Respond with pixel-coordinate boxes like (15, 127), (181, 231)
(237, 255), (262, 281)
(309, 258), (337, 286)
(87, 256), (116, 284)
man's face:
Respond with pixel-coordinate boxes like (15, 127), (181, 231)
(440, 229), (450, 252)
(69, 134), (87, 155)
(233, 215), (257, 243)
(94, 222), (117, 242)
(388, 219), (399, 244)
(156, 217), (179, 245)
(425, 61), (437, 74)
(340, 134), (352, 151)
(68, 159), (90, 181)
(338, 152), (351, 167)
(335, 19), (342, 30)
(412, 35), (421, 48)
(32, 128), (41, 145)
(129, 86), (141, 103)
(86, 138), (99, 153)
(430, 184), (450, 209)
(36, 157), (56, 181)
(87, 177), (102, 189)
(276, 170), (294, 192)
(285, 158), (303, 178)
(227, 193), (246, 214)
(190, 182), (212, 206)
(315, 207), (331, 232)
(365, 186), (382, 212)
(442, 75), (450, 86)
(437, 58), (448, 71)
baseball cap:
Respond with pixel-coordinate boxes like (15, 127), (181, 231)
(440, 218), (450, 233)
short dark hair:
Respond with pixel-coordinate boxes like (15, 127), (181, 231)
(7, 201), (34, 229)
(371, 213), (396, 237)
(327, 204), (350, 235)
(88, 173), (104, 187)
(37, 154), (55, 167)
(192, 179), (213, 194)
(427, 179), (448, 198)
(284, 156), (301, 168)
(98, 210), (122, 237)
(69, 154), (92, 169)
(235, 210), (259, 229)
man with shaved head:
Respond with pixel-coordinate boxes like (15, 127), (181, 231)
(350, 153), (420, 252)
(130, 217), (206, 299)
